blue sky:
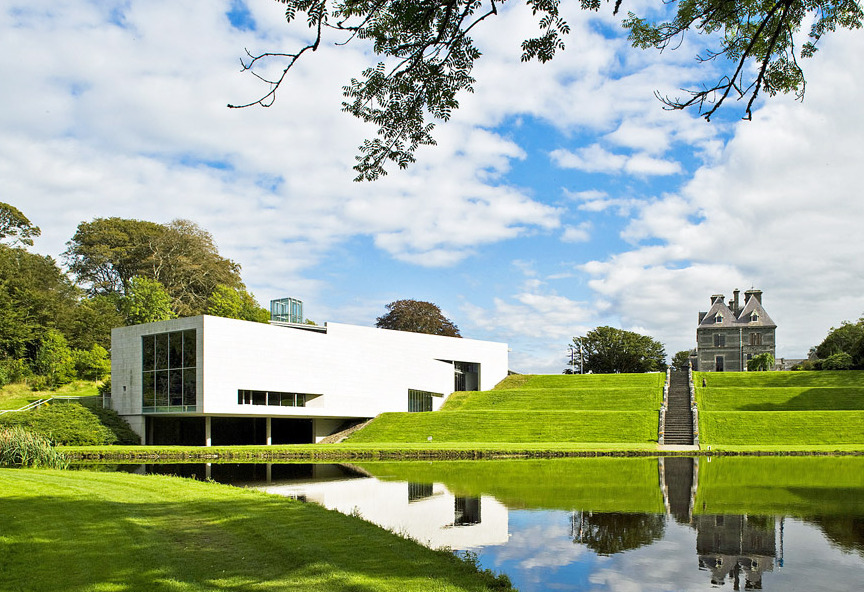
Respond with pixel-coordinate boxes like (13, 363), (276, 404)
(3, 0), (864, 372)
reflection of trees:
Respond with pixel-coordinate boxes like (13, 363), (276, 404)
(807, 516), (864, 557)
(573, 512), (665, 555)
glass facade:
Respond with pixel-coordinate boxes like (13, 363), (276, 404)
(237, 390), (316, 407)
(408, 389), (437, 412)
(142, 329), (197, 413)
(270, 297), (304, 324)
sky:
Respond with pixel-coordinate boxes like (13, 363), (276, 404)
(2, 0), (863, 373)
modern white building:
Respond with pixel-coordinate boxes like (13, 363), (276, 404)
(110, 315), (509, 445)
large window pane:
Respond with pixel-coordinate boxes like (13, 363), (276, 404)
(142, 372), (155, 407)
(182, 330), (196, 368)
(252, 391), (266, 405)
(169, 369), (183, 406)
(155, 370), (169, 406)
(142, 335), (155, 371)
(155, 333), (169, 370)
(183, 369), (196, 406)
(169, 332), (183, 369)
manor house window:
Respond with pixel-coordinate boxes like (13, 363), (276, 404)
(750, 333), (763, 345)
(714, 334), (726, 347)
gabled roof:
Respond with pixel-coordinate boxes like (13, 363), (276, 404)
(737, 297), (776, 328)
(698, 300), (737, 327)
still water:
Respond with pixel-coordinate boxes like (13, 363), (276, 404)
(112, 457), (864, 591)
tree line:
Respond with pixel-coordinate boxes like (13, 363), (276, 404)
(0, 203), (269, 390)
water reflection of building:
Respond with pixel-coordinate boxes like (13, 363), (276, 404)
(695, 514), (779, 590)
(259, 475), (508, 549)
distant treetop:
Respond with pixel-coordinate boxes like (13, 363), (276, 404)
(375, 299), (461, 337)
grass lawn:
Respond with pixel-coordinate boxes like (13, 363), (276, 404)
(347, 373), (664, 447)
(495, 373), (664, 390)
(0, 381), (101, 411)
(697, 387), (864, 411)
(695, 456), (864, 516)
(359, 457), (665, 513)
(700, 411), (864, 445)
(443, 388), (661, 411)
(695, 370), (864, 387)
(696, 370), (864, 448)
(347, 410), (659, 444)
(0, 469), (511, 592)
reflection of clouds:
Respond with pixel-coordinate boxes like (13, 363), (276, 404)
(499, 522), (588, 570)
(586, 523), (709, 591)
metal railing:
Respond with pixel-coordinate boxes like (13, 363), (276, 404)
(0, 396), (94, 416)
(688, 363), (699, 446)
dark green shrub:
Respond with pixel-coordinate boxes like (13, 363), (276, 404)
(0, 426), (69, 469)
(0, 402), (116, 445)
(823, 352), (854, 370)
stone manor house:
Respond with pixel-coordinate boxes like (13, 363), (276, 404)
(693, 289), (776, 372)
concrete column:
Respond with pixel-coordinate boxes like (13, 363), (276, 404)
(205, 416), (212, 447)
(266, 417), (272, 446)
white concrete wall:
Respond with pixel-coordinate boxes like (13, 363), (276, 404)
(111, 315), (509, 439)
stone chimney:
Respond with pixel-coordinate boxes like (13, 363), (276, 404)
(732, 289), (740, 315)
(711, 294), (725, 305)
(744, 289), (762, 305)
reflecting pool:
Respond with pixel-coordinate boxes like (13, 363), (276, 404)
(110, 456), (864, 591)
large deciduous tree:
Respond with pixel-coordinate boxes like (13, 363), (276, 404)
(813, 318), (864, 368)
(121, 277), (176, 326)
(0, 244), (80, 361)
(64, 218), (243, 317)
(0, 202), (41, 247)
(232, 0), (863, 180)
(573, 326), (667, 374)
(375, 299), (461, 337)
(207, 284), (271, 323)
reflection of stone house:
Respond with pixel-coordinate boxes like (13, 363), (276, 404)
(695, 289), (776, 372)
(696, 514), (777, 589)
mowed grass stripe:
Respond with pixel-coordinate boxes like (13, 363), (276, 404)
(695, 370), (864, 387)
(496, 373), (665, 390)
(347, 410), (659, 443)
(699, 411), (864, 444)
(697, 386), (864, 411)
(442, 388), (662, 411)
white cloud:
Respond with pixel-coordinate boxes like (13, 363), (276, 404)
(575, 28), (864, 359)
(562, 222), (592, 243)
(551, 145), (682, 176)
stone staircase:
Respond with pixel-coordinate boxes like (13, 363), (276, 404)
(664, 370), (694, 445)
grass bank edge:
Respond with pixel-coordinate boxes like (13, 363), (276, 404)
(60, 443), (864, 461)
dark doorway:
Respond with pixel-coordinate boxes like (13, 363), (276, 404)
(715, 356), (724, 372)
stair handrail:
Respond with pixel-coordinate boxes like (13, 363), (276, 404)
(0, 395), (91, 416)
(688, 363), (699, 447)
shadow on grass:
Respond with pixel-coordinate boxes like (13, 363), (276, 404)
(737, 388), (864, 411)
(0, 488), (505, 592)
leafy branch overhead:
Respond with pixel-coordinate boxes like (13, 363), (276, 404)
(230, 0), (863, 180)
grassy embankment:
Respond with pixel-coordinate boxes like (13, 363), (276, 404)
(345, 373), (664, 448)
(696, 370), (864, 451)
(0, 469), (512, 592)
(0, 380), (100, 410)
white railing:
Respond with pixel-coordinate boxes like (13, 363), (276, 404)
(688, 364), (699, 446)
(0, 395), (92, 416)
